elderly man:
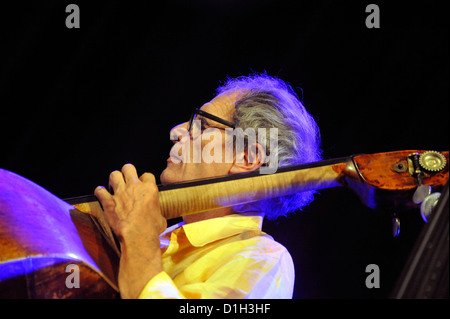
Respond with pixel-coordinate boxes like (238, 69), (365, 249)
(94, 73), (322, 299)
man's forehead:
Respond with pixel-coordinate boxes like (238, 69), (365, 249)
(199, 91), (242, 118)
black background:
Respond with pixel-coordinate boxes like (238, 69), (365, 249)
(1, 1), (448, 298)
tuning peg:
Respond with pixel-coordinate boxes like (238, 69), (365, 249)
(412, 184), (431, 204)
(392, 212), (400, 238)
(420, 192), (441, 222)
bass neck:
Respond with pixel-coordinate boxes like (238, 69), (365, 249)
(66, 150), (449, 220)
(67, 156), (356, 220)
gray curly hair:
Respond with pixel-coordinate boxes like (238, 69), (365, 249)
(216, 73), (322, 220)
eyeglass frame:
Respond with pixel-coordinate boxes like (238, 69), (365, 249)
(187, 108), (235, 134)
(186, 107), (252, 155)
(185, 107), (269, 167)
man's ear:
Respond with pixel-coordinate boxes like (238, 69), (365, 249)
(229, 142), (266, 174)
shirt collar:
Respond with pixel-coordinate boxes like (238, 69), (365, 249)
(161, 212), (264, 248)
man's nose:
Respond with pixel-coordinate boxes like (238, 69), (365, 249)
(169, 122), (189, 143)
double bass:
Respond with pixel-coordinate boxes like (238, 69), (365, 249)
(0, 150), (448, 298)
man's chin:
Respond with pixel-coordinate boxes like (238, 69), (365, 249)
(159, 168), (171, 185)
(160, 167), (181, 185)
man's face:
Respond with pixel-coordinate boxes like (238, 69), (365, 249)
(160, 91), (241, 185)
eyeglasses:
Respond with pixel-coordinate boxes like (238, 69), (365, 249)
(185, 108), (268, 168)
(187, 108), (235, 135)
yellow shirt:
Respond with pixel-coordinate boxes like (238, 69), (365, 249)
(138, 213), (295, 299)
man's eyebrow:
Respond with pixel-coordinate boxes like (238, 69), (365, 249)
(196, 114), (208, 124)
(197, 114), (213, 126)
